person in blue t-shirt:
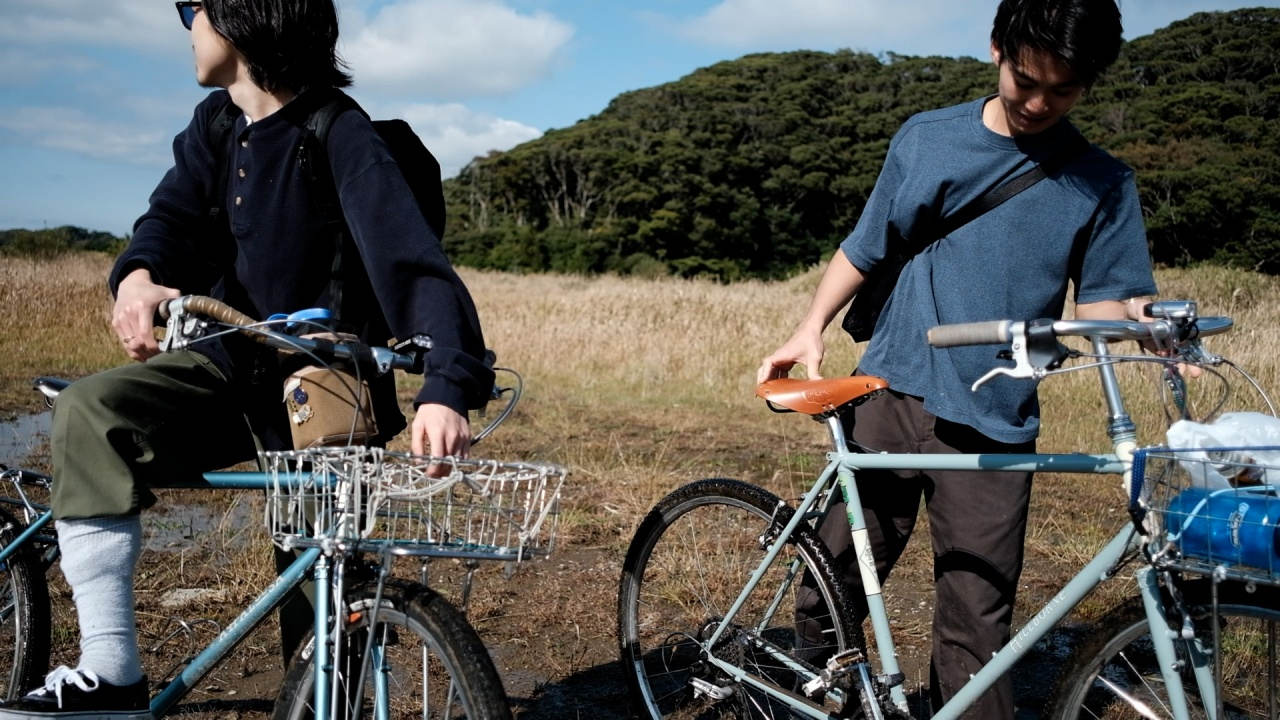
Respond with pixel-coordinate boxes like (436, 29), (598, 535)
(757, 1), (1156, 717)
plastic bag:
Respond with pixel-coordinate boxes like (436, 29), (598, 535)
(1165, 412), (1280, 488)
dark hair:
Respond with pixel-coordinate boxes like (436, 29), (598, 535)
(991, 0), (1123, 87)
(203, 0), (352, 93)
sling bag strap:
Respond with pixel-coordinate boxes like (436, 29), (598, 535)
(841, 133), (1091, 342)
(934, 133), (1091, 239)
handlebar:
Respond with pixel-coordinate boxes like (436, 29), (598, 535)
(926, 301), (1234, 392)
(927, 316), (1233, 348)
(158, 295), (425, 377)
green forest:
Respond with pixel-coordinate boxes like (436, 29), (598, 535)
(442, 7), (1280, 280)
(0, 226), (126, 257)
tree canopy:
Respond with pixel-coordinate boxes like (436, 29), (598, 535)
(0, 226), (127, 258)
(443, 7), (1280, 279)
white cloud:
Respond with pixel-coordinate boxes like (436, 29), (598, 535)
(675, 0), (986, 55)
(341, 0), (574, 97)
(0, 48), (97, 84)
(0, 0), (188, 54)
(0, 107), (172, 166)
(382, 102), (542, 178)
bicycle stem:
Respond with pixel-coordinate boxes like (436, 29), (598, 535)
(1092, 336), (1140, 493)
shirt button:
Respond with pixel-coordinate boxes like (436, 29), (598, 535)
(238, 168), (246, 178)
(235, 196), (243, 206)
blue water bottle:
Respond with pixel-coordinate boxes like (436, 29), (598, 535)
(1163, 487), (1279, 571)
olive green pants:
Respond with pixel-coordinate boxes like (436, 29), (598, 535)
(51, 350), (312, 663)
(50, 350), (257, 518)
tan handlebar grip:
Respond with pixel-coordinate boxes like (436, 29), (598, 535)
(927, 320), (1013, 347)
(179, 295), (257, 327)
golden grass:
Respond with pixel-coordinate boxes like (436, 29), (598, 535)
(0, 254), (120, 412)
(4, 253), (1280, 681)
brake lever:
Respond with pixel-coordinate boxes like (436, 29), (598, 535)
(970, 325), (1039, 391)
(970, 349), (1037, 391)
(970, 318), (1068, 391)
(158, 300), (203, 353)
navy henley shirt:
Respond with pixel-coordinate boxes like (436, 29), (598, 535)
(111, 90), (493, 441)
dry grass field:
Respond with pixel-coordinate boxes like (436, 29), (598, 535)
(1, 252), (1278, 717)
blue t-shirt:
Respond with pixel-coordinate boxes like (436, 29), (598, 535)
(841, 96), (1157, 444)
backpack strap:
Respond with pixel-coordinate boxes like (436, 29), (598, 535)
(205, 94), (242, 228)
(295, 91), (367, 328)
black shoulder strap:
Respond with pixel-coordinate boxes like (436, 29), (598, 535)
(933, 133), (1091, 240)
(206, 94), (242, 226)
(839, 132), (1092, 343)
(296, 90), (366, 326)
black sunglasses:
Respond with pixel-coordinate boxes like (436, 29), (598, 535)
(175, 1), (202, 31)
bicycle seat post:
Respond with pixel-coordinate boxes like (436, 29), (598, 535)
(826, 414), (852, 455)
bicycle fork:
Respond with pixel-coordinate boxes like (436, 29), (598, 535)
(317, 551), (400, 720)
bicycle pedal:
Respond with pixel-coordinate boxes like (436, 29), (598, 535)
(690, 676), (735, 701)
(825, 648), (867, 671)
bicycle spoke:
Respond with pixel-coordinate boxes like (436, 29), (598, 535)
(620, 481), (860, 719)
(1095, 676), (1164, 720)
(1116, 649), (1174, 718)
(1049, 583), (1280, 720)
(274, 584), (508, 720)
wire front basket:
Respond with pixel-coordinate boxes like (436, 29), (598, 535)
(1133, 446), (1280, 586)
(260, 446), (567, 561)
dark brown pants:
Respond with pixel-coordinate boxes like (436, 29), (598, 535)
(798, 390), (1034, 720)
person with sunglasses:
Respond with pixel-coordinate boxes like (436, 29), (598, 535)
(0, 2), (493, 717)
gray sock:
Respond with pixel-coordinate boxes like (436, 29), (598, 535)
(55, 516), (144, 686)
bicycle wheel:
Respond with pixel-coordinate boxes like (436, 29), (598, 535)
(0, 506), (50, 700)
(1048, 579), (1280, 719)
(272, 579), (510, 720)
(618, 478), (862, 719)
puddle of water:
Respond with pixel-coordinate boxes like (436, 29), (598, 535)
(0, 411), (51, 467)
(145, 498), (262, 555)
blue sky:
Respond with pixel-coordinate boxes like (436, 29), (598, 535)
(1, 0), (1273, 236)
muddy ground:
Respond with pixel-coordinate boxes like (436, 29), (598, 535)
(3, 408), (1091, 720)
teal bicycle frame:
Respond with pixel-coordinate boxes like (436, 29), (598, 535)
(0, 470), (356, 720)
(1, 296), (517, 720)
(702, 334), (1229, 719)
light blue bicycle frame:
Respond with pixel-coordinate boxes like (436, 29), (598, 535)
(699, 337), (1223, 720)
(0, 471), (383, 720)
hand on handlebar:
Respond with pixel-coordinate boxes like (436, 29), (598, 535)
(757, 326), (826, 384)
(1127, 301), (1205, 380)
(113, 268), (180, 362)
(412, 403), (471, 476)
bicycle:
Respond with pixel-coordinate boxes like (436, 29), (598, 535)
(617, 300), (1280, 719)
(0, 294), (567, 720)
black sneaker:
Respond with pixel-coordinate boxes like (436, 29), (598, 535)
(0, 667), (150, 719)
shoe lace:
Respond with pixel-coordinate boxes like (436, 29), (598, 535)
(31, 666), (101, 707)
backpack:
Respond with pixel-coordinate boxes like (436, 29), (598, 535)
(204, 89), (447, 324)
